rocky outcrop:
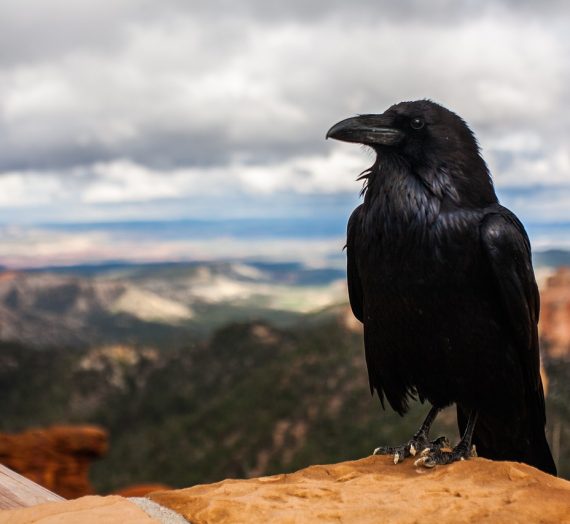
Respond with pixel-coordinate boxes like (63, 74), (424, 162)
(0, 426), (107, 499)
(540, 267), (570, 359)
(114, 484), (171, 497)
(1, 456), (569, 523)
(0, 271), (193, 348)
(150, 456), (570, 524)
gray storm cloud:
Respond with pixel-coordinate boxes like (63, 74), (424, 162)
(0, 0), (568, 223)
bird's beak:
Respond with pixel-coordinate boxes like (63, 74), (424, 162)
(326, 115), (404, 146)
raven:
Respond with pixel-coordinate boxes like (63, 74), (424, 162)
(327, 100), (556, 474)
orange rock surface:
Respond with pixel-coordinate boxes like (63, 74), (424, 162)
(150, 456), (570, 524)
(540, 267), (570, 359)
(114, 483), (171, 497)
(0, 495), (158, 524)
(0, 426), (107, 499)
(1, 457), (569, 523)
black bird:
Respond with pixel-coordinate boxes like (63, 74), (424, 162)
(326, 100), (556, 474)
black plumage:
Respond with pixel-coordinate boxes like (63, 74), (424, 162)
(327, 100), (556, 474)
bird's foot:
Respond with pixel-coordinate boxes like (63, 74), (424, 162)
(373, 435), (450, 464)
(414, 443), (477, 468)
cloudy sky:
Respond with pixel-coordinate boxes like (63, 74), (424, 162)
(0, 0), (568, 266)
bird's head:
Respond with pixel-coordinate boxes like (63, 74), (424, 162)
(326, 100), (496, 207)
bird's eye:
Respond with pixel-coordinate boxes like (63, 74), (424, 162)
(410, 117), (425, 130)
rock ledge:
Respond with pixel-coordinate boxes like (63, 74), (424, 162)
(149, 456), (570, 524)
(1, 456), (569, 523)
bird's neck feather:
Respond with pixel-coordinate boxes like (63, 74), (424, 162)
(362, 152), (497, 219)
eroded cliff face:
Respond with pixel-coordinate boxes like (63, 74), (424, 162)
(0, 426), (107, 499)
(540, 267), (570, 360)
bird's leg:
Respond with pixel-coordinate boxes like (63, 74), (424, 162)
(373, 406), (450, 464)
(414, 410), (479, 468)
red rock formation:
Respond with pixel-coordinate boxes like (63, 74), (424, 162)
(539, 267), (570, 360)
(113, 484), (170, 497)
(0, 426), (107, 499)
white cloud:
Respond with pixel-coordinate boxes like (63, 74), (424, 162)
(83, 161), (189, 203)
(0, 1), (568, 227)
(0, 5), (567, 168)
(489, 143), (570, 188)
(0, 148), (367, 209)
(233, 148), (368, 195)
(0, 171), (67, 206)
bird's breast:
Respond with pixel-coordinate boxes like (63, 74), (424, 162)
(356, 203), (485, 296)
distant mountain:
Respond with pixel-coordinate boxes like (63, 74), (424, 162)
(0, 261), (346, 348)
(0, 271), (194, 348)
(24, 259), (346, 285)
(0, 247), (568, 349)
(534, 250), (570, 268)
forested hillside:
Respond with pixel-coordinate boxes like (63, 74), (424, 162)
(0, 313), (568, 491)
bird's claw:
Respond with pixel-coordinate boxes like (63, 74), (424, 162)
(372, 435), (450, 465)
(413, 456), (437, 468)
(414, 443), (476, 469)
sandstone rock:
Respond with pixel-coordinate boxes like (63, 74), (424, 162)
(0, 495), (158, 524)
(114, 484), (171, 497)
(0, 426), (107, 499)
(1, 457), (569, 523)
(149, 456), (570, 524)
(540, 266), (570, 359)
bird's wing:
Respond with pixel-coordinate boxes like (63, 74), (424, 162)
(480, 207), (543, 416)
(346, 205), (364, 323)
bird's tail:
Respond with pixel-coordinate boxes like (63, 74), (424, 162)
(457, 399), (557, 476)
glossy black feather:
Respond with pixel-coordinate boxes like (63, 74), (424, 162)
(473, 210), (555, 473)
(346, 206), (364, 324)
(341, 100), (556, 474)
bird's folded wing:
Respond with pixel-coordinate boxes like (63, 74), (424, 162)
(480, 208), (544, 414)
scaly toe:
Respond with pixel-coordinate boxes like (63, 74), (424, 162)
(372, 434), (452, 464)
(422, 457), (438, 468)
(413, 456), (436, 468)
(432, 436), (451, 449)
(373, 445), (397, 456)
(414, 445), (474, 469)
